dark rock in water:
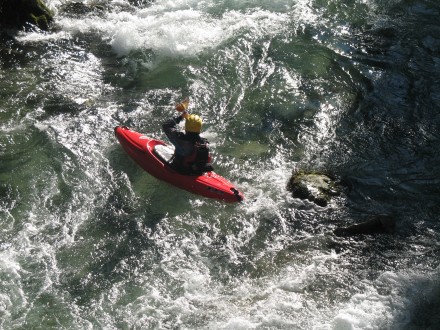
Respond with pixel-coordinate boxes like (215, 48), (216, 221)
(287, 171), (341, 207)
(59, 2), (105, 18)
(334, 215), (396, 236)
(128, 0), (155, 6)
(0, 0), (53, 31)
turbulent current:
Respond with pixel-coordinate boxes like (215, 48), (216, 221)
(1, 0), (440, 329)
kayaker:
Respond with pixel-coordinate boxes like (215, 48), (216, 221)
(162, 98), (214, 175)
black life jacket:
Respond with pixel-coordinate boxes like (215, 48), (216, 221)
(182, 138), (213, 172)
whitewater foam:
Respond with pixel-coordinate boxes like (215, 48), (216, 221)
(326, 268), (440, 330)
(41, 0), (294, 58)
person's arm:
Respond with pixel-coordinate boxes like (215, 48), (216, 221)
(162, 115), (184, 141)
(162, 113), (188, 155)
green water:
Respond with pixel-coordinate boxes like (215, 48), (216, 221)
(1, 0), (440, 329)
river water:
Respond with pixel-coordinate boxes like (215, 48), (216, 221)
(1, 0), (439, 329)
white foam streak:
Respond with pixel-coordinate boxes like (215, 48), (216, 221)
(328, 268), (440, 330)
(22, 1), (307, 60)
(0, 250), (28, 321)
(203, 251), (340, 329)
(53, 3), (291, 57)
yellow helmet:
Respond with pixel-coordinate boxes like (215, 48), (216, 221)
(185, 114), (203, 133)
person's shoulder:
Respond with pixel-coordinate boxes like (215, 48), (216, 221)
(175, 131), (186, 139)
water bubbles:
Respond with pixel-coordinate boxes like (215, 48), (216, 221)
(2, 0), (440, 328)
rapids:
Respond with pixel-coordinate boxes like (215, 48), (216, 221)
(1, 0), (439, 329)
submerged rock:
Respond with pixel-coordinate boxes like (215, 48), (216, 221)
(128, 0), (155, 5)
(0, 0), (54, 31)
(334, 214), (396, 236)
(287, 171), (341, 207)
(59, 2), (105, 18)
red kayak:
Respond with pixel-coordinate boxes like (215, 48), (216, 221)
(114, 126), (243, 203)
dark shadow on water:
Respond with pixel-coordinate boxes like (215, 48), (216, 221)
(316, 0), (440, 265)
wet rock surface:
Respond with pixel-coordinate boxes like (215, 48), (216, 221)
(0, 0), (53, 31)
(59, 2), (106, 18)
(334, 214), (396, 236)
(287, 171), (341, 207)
